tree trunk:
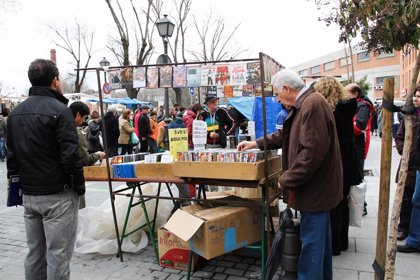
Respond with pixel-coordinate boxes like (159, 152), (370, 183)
(348, 40), (355, 82)
(385, 50), (420, 279)
(343, 42), (350, 81)
(375, 78), (394, 280)
(174, 88), (182, 106)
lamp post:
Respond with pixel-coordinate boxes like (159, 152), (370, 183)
(99, 57), (110, 83)
(156, 14), (175, 150)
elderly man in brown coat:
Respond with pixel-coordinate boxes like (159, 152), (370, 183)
(238, 69), (342, 280)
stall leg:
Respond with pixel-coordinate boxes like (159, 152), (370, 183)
(118, 183), (137, 259)
(138, 183), (159, 262)
(186, 249), (193, 280)
(165, 183), (178, 208)
(261, 198), (266, 279)
(151, 183), (162, 233)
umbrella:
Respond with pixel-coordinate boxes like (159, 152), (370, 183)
(264, 206), (294, 280)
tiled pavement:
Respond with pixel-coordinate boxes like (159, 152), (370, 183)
(1, 136), (420, 279)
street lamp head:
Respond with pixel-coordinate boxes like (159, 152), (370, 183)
(99, 57), (110, 67)
(156, 14), (175, 38)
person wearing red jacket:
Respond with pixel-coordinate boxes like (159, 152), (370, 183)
(182, 103), (203, 149)
(345, 83), (374, 177)
(345, 83), (374, 216)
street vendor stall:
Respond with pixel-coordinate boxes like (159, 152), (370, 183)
(78, 52), (284, 279)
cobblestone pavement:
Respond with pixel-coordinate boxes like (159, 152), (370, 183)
(1, 136), (420, 279)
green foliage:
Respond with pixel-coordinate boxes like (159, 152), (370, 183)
(341, 76), (372, 93)
(314, 0), (420, 54)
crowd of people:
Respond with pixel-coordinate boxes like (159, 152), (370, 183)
(5, 58), (420, 280)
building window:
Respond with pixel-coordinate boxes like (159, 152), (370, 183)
(299, 69), (308, 76)
(376, 51), (394, 59)
(339, 57), (350, 67)
(324, 61), (335, 71)
(311, 65), (320, 74)
(375, 76), (399, 89)
(357, 51), (370, 62)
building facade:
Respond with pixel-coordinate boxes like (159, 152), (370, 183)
(291, 46), (401, 101)
(400, 46), (420, 97)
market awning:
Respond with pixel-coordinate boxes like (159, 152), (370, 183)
(228, 96), (281, 139)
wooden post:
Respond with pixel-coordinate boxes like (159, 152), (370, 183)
(374, 78), (394, 280)
(385, 88), (414, 278)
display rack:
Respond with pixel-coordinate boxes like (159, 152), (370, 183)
(79, 52), (284, 279)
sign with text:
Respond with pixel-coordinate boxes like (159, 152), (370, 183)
(169, 128), (188, 159)
(192, 120), (207, 150)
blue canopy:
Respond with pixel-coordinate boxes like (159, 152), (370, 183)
(86, 97), (141, 105)
(228, 96), (281, 139)
(114, 97), (141, 105)
(86, 98), (117, 104)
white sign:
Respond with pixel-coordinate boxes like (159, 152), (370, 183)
(192, 120), (207, 150)
(247, 120), (256, 141)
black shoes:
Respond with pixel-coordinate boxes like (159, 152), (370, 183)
(397, 244), (420, 253)
(397, 231), (408, 241)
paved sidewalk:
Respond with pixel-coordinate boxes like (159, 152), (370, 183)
(1, 136), (420, 279)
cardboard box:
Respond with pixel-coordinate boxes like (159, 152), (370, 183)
(234, 184), (278, 201)
(164, 205), (261, 260)
(83, 165), (113, 180)
(157, 227), (199, 271)
(172, 156), (281, 181)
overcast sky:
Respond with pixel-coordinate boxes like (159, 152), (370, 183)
(0, 0), (343, 95)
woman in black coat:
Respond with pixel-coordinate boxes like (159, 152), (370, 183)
(315, 77), (363, 255)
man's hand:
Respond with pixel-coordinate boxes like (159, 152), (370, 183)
(277, 181), (283, 191)
(210, 132), (218, 139)
(237, 141), (257, 151)
(96, 151), (106, 160)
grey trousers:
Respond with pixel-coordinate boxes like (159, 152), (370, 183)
(23, 190), (79, 280)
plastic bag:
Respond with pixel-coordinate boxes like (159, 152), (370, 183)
(75, 183), (178, 254)
(348, 180), (367, 228)
(130, 132), (139, 146)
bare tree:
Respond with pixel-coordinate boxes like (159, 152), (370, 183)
(190, 11), (246, 62)
(105, 0), (160, 98)
(171, 0), (191, 64)
(48, 20), (95, 93)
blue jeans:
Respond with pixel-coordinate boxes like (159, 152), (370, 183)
(23, 190), (79, 280)
(0, 137), (5, 159)
(406, 171), (420, 249)
(298, 211), (333, 280)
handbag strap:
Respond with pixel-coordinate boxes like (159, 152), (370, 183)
(287, 191), (295, 208)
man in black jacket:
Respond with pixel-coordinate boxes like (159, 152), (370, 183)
(6, 59), (85, 280)
(138, 105), (151, 152)
(103, 106), (120, 157)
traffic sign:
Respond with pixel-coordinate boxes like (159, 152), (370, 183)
(188, 87), (195, 96)
(103, 82), (111, 94)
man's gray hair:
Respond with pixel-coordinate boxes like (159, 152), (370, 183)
(271, 69), (305, 92)
(107, 105), (117, 114)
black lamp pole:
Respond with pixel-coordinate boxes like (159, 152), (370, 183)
(99, 57), (110, 83)
(156, 15), (175, 151)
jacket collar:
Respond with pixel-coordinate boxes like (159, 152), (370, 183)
(294, 86), (316, 110)
(29, 86), (69, 105)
